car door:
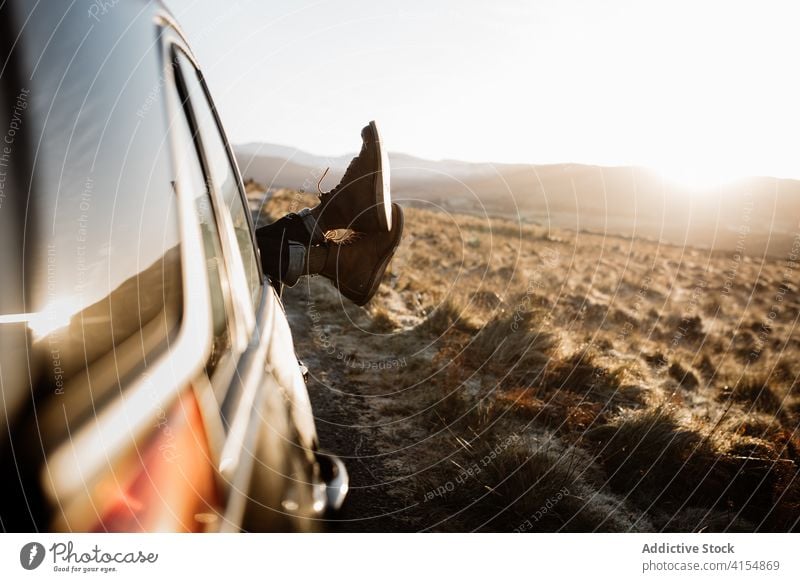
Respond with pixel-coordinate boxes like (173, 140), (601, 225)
(0, 0), (330, 534)
(11, 4), (226, 533)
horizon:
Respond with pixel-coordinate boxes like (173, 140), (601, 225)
(167, 0), (800, 190)
(235, 139), (800, 186)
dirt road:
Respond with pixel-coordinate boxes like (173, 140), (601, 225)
(283, 282), (422, 532)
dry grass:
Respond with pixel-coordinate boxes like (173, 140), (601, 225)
(720, 373), (786, 416)
(467, 311), (558, 374)
(368, 306), (397, 333)
(589, 406), (800, 531)
(255, 187), (800, 532)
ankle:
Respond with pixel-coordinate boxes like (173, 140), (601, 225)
(307, 205), (326, 231)
(297, 207), (328, 244)
(282, 242), (307, 286)
(305, 244), (330, 275)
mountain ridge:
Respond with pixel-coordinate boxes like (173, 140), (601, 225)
(234, 142), (800, 257)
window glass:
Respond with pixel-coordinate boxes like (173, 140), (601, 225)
(21, 33), (185, 449)
(175, 53), (261, 304)
(170, 82), (233, 382)
(25, 60), (184, 381)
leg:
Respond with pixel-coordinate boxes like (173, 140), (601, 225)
(255, 204), (404, 306)
(254, 121), (403, 305)
(255, 223), (326, 286)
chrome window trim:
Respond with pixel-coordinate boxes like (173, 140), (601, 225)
(217, 283), (276, 531)
(169, 47), (256, 349)
(193, 65), (265, 292)
(218, 284), (274, 475)
(161, 40), (236, 465)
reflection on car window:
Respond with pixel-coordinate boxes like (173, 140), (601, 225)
(174, 53), (261, 304)
(19, 32), (184, 449)
(170, 80), (233, 383)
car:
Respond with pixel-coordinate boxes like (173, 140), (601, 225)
(0, 0), (347, 532)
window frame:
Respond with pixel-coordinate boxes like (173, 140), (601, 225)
(169, 48), (263, 345)
(192, 62), (263, 295)
(169, 56), (242, 407)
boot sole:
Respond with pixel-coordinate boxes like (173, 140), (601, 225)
(351, 203), (404, 306)
(368, 120), (392, 232)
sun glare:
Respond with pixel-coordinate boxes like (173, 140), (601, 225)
(658, 163), (746, 192)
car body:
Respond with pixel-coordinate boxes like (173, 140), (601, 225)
(0, 0), (346, 532)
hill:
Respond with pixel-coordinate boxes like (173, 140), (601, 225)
(235, 143), (800, 258)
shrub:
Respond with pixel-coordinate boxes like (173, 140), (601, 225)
(418, 296), (476, 336)
(719, 374), (784, 415)
(669, 361), (699, 389)
(467, 310), (558, 377)
(588, 407), (800, 531)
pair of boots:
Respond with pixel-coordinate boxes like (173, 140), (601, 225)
(256, 122), (404, 306)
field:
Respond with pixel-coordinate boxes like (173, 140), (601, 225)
(253, 186), (800, 532)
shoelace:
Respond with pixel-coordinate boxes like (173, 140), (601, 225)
(317, 146), (364, 201)
(316, 167), (330, 197)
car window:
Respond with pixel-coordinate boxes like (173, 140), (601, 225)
(17, 32), (185, 448)
(174, 52), (262, 305)
(24, 86), (184, 380)
(170, 76), (235, 388)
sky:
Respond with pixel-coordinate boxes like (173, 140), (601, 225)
(166, 0), (800, 187)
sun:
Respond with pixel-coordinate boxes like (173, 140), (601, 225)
(655, 159), (747, 193)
